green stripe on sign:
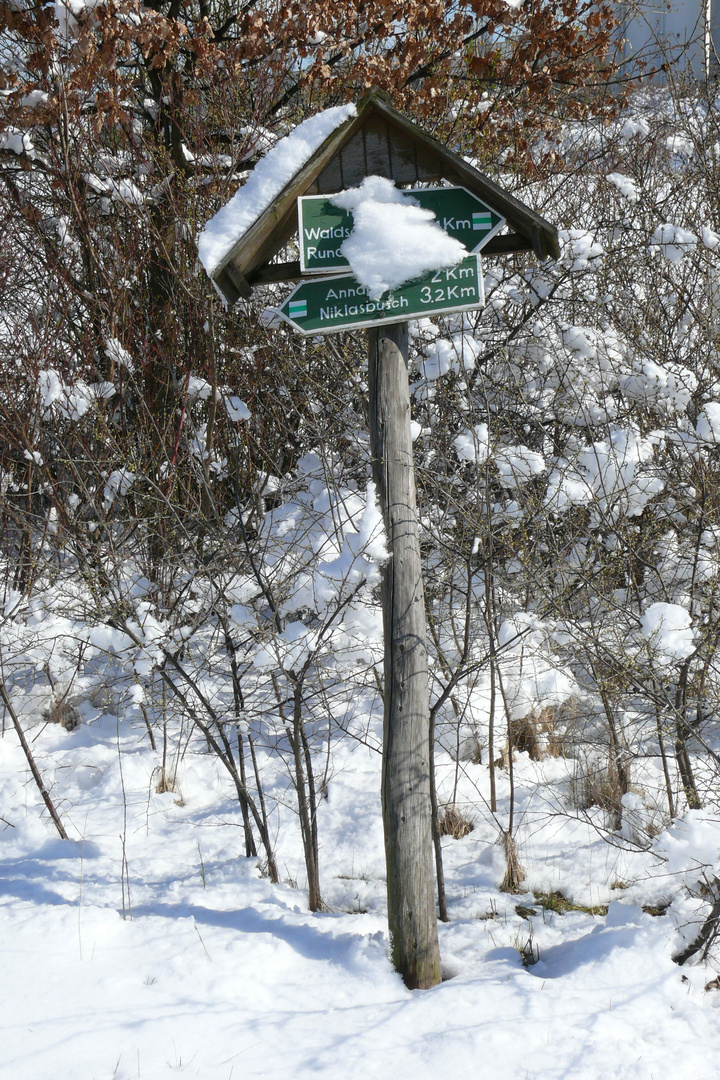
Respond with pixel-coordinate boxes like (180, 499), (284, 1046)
(472, 212), (492, 229)
(289, 300), (307, 319)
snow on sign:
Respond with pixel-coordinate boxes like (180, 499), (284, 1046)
(277, 255), (484, 334)
(298, 187), (504, 274)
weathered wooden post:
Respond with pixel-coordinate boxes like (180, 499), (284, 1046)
(202, 86), (559, 990)
(368, 321), (441, 989)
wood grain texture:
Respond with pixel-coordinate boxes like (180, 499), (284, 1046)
(368, 322), (441, 990)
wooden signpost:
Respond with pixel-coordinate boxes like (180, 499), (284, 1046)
(204, 88), (558, 991)
(367, 320), (441, 988)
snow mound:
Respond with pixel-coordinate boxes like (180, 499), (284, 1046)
(330, 176), (467, 300)
(198, 104), (357, 275)
(606, 172), (639, 203)
(640, 602), (694, 663)
(650, 223), (698, 263)
(454, 422), (489, 463)
(696, 402), (720, 443)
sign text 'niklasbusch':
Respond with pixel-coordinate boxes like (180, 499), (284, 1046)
(277, 255), (485, 335)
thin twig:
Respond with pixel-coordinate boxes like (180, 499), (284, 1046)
(0, 681), (68, 840)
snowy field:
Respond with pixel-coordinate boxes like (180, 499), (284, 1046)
(3, 701), (720, 1080)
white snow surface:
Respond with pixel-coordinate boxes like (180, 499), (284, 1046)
(103, 468), (136, 507)
(696, 402), (720, 442)
(702, 225), (720, 250)
(0, 127), (34, 155)
(640, 602), (694, 662)
(418, 334), (480, 381)
(650, 223), (698, 263)
(3, 701), (720, 1079)
(618, 358), (697, 413)
(454, 422), (490, 463)
(105, 337), (134, 373)
(198, 104), (357, 275)
(494, 444), (546, 487)
(545, 425), (664, 522)
(37, 369), (115, 422)
(606, 171), (640, 202)
(225, 395), (251, 422)
(558, 229), (604, 271)
(330, 177), (467, 300)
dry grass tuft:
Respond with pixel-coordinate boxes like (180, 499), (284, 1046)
(43, 695), (81, 732)
(155, 768), (178, 794)
(508, 701), (579, 761)
(438, 804), (475, 839)
(572, 766), (625, 818)
(532, 890), (608, 917)
(500, 832), (525, 893)
(570, 753), (636, 833)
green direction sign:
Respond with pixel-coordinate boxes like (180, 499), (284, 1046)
(298, 187), (504, 275)
(277, 255), (484, 335)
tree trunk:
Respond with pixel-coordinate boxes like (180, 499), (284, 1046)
(368, 323), (441, 990)
(674, 659), (701, 810)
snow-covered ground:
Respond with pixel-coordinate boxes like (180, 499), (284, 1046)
(3, 700), (720, 1080)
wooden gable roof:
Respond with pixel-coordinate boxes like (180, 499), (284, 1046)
(212, 88), (560, 306)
